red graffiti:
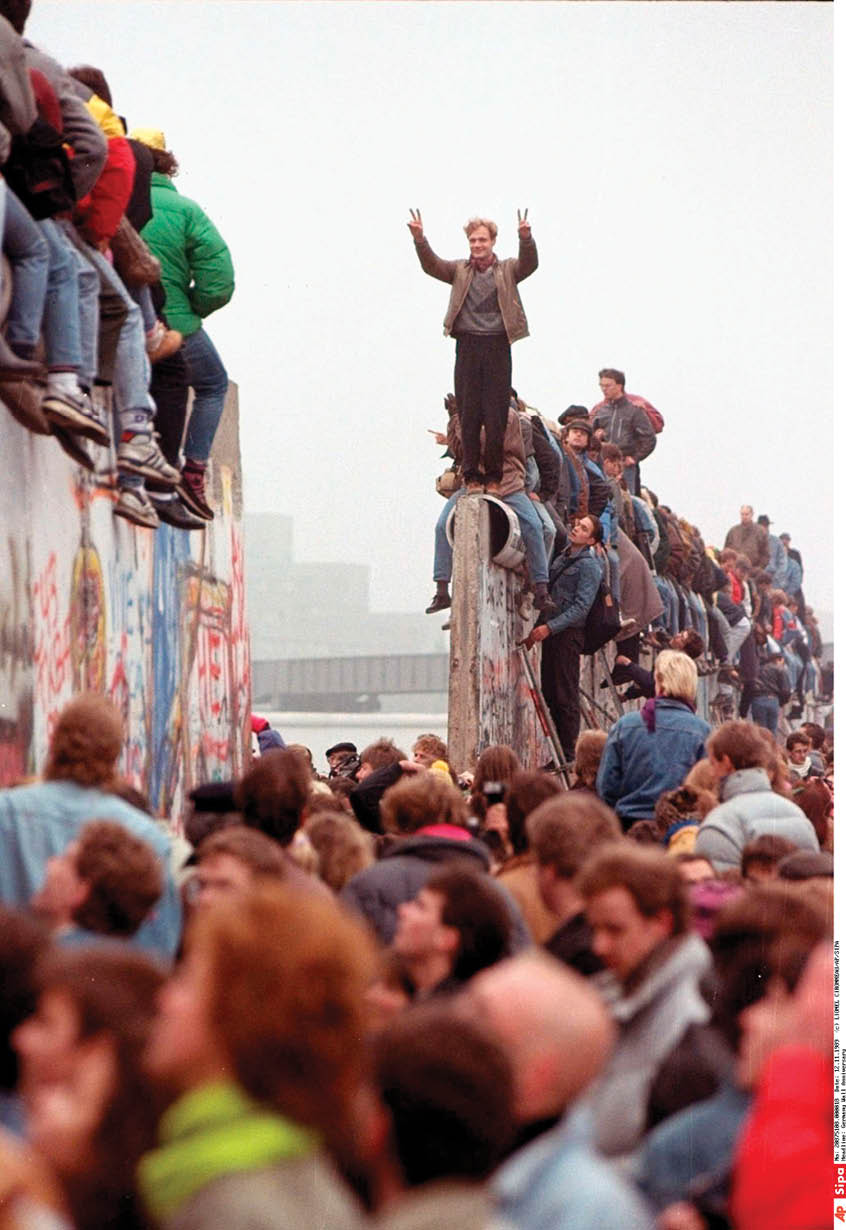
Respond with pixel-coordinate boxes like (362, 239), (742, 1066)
(32, 553), (72, 726)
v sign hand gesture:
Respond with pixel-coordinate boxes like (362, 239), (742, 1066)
(407, 208), (424, 241)
(517, 208), (531, 240)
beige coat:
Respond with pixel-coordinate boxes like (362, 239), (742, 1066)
(496, 853), (558, 943)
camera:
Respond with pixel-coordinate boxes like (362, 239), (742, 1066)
(481, 781), (506, 808)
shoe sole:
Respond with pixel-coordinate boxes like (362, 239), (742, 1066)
(51, 425), (96, 472)
(113, 503), (160, 529)
(178, 481), (214, 521)
(118, 457), (180, 487)
(43, 398), (110, 446)
(149, 500), (206, 531)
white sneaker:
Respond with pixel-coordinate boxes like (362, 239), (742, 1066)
(42, 387), (110, 446)
(117, 433), (179, 487)
(113, 486), (160, 529)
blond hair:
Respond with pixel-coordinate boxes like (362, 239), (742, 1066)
(654, 649), (698, 705)
(464, 217), (498, 242)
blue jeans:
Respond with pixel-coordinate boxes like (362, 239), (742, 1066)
(3, 189), (48, 352)
(531, 496), (556, 562)
(750, 695), (779, 733)
(130, 283), (157, 332)
(39, 219), (84, 371)
(623, 462), (639, 494)
(182, 327), (228, 461)
(433, 489), (550, 585)
(84, 242), (153, 414)
(689, 590), (709, 651)
(55, 220), (99, 388)
(505, 491), (550, 583)
(653, 574), (673, 631)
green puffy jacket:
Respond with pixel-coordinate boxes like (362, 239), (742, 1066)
(141, 173), (234, 337)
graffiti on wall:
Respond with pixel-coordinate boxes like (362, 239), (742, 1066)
(0, 535), (33, 780)
(0, 413), (251, 823)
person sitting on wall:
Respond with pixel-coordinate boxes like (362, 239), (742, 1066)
(608, 627), (704, 701)
(426, 399), (555, 617)
(522, 514), (604, 764)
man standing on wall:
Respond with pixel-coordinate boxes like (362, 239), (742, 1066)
(592, 369), (656, 496)
(408, 208), (538, 495)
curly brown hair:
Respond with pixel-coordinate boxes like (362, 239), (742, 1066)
(73, 821), (163, 937)
(44, 694), (123, 789)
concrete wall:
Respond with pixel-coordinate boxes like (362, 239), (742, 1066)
(0, 385), (251, 822)
(446, 497), (718, 771)
(448, 497), (552, 770)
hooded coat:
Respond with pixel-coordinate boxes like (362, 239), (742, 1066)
(694, 767), (819, 870)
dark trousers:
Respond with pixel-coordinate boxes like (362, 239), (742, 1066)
(454, 333), (511, 483)
(737, 631), (759, 718)
(540, 625), (584, 760)
(150, 347), (190, 467)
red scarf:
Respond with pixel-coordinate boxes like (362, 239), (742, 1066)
(471, 254), (496, 272)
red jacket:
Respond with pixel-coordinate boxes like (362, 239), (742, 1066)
(731, 1046), (829, 1230)
(74, 135), (135, 245)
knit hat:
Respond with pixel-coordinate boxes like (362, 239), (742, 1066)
(129, 127), (166, 150)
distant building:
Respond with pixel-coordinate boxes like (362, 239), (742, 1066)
(245, 513), (447, 661)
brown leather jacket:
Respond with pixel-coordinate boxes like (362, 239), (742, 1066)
(414, 235), (538, 343)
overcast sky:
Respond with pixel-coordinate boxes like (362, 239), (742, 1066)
(31, 1), (833, 627)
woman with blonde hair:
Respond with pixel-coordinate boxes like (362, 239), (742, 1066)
(596, 650), (711, 830)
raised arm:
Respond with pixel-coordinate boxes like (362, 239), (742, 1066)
(407, 208), (458, 283)
(515, 208), (538, 281)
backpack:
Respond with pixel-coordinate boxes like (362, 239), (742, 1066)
(4, 113), (75, 220)
(582, 575), (621, 655)
(591, 393), (664, 434)
(630, 394), (664, 435)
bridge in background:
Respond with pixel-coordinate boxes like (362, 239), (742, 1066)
(252, 653), (449, 711)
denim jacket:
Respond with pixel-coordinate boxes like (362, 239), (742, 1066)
(596, 699), (710, 822)
(546, 548), (603, 636)
(0, 779), (182, 959)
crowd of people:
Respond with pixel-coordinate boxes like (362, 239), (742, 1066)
(0, 0), (234, 529)
(0, 76), (833, 1230)
(0, 683), (833, 1229)
(415, 213), (829, 766)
